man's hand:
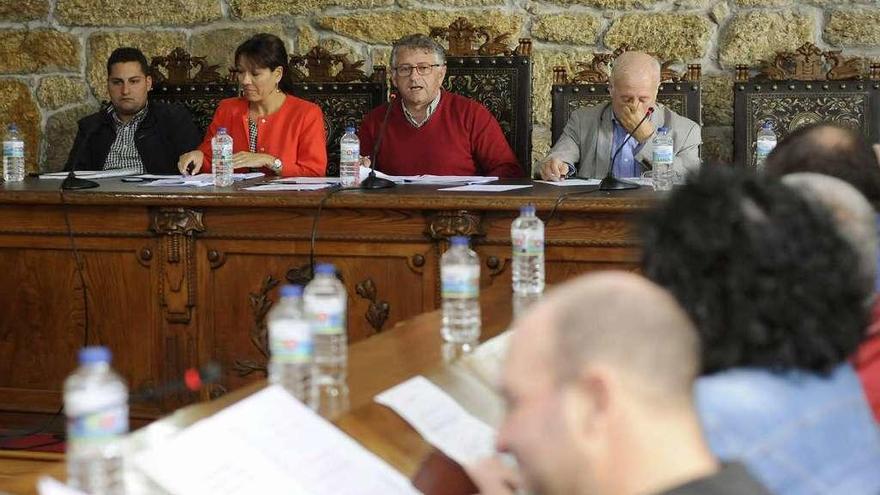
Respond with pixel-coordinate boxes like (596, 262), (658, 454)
(618, 104), (655, 143)
(539, 157), (569, 181)
(466, 456), (524, 495)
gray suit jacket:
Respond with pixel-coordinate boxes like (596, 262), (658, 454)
(547, 102), (702, 179)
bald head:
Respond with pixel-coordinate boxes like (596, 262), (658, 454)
(610, 51), (661, 87)
(511, 271), (699, 406)
(783, 172), (878, 293)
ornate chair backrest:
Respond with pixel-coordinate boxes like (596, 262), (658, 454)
(733, 42), (880, 168)
(149, 47), (388, 177)
(550, 46), (702, 146)
(429, 17), (533, 176)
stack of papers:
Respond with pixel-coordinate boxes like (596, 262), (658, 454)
(244, 183), (333, 191)
(135, 386), (417, 495)
(39, 169), (139, 179)
(535, 178), (601, 186)
(140, 172), (264, 187)
(358, 166), (498, 185)
(439, 184), (532, 192)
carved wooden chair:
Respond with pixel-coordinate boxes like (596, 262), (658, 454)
(733, 42), (880, 168)
(550, 46), (702, 146)
(148, 47), (388, 177)
(429, 17), (533, 176)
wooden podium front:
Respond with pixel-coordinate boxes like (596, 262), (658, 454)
(0, 178), (652, 423)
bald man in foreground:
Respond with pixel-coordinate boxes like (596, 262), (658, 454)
(540, 51), (701, 181)
(468, 272), (769, 495)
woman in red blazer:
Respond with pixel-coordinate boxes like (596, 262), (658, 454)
(178, 33), (327, 177)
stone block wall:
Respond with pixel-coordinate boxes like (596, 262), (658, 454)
(2, 0), (879, 172)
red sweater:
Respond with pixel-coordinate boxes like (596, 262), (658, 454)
(198, 95), (327, 177)
(855, 298), (880, 423)
(358, 91), (521, 178)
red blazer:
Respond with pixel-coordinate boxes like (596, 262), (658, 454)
(198, 95), (327, 177)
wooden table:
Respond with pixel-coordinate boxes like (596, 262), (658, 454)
(0, 284), (515, 494)
(0, 177), (650, 424)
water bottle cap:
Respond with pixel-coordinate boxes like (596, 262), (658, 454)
(78, 346), (111, 364)
(450, 236), (469, 246)
(8, 123), (17, 132)
(761, 121), (773, 129)
(658, 126), (668, 133)
(315, 263), (336, 275)
(217, 127), (227, 134)
(520, 204), (536, 215)
(345, 126), (356, 133)
(279, 284), (303, 298)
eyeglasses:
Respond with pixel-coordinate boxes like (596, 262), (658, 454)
(392, 64), (444, 77)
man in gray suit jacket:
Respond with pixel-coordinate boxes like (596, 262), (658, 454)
(540, 51), (701, 181)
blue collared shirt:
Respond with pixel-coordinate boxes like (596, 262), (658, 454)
(610, 117), (643, 178)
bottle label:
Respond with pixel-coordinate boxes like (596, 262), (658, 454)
(3, 141), (23, 158)
(269, 320), (313, 363)
(512, 231), (544, 256)
(652, 144), (673, 164)
(340, 142), (360, 163)
(756, 140), (776, 158)
(67, 404), (128, 444)
(307, 299), (346, 335)
(442, 265), (479, 299)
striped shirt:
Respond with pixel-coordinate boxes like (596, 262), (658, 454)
(402, 91), (441, 128)
(104, 104), (148, 172)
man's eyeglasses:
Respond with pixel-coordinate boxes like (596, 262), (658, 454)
(392, 64), (444, 77)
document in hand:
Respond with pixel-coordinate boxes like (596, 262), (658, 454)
(135, 385), (418, 495)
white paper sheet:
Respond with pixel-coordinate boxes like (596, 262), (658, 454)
(357, 166), (498, 185)
(375, 376), (496, 467)
(37, 477), (89, 495)
(535, 179), (601, 186)
(272, 177), (342, 184)
(438, 184), (532, 192)
(135, 386), (417, 495)
(244, 183), (333, 191)
(139, 172), (264, 187)
(39, 169), (138, 179)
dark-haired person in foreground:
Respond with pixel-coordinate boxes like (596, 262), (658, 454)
(178, 33), (327, 177)
(642, 166), (880, 495)
(469, 271), (770, 495)
(65, 47), (200, 175)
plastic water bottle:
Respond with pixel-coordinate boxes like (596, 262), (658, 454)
(511, 204), (545, 295)
(755, 121), (777, 172)
(441, 236), (481, 344)
(212, 127), (234, 187)
(64, 346), (128, 495)
(3, 123), (25, 182)
(651, 127), (674, 191)
(340, 127), (360, 187)
(304, 263), (348, 418)
(268, 284), (316, 408)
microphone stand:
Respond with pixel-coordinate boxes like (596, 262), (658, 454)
(599, 107), (655, 191)
(62, 108), (104, 190)
(360, 94), (397, 190)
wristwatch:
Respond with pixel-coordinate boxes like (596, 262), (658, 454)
(270, 158), (283, 174)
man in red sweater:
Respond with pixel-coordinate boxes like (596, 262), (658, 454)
(359, 34), (522, 178)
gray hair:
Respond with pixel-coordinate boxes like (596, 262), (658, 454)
(783, 172), (878, 293)
(390, 34), (446, 68)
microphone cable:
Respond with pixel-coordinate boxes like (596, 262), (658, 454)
(543, 186), (602, 226)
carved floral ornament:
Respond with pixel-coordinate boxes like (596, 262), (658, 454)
(149, 47), (222, 85)
(735, 43), (876, 82)
(429, 17), (532, 57)
(553, 45), (701, 85)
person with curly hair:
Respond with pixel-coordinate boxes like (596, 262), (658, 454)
(641, 166), (880, 495)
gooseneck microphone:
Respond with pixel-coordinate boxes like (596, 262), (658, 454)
(62, 104), (108, 190)
(599, 106), (655, 191)
(360, 93), (397, 190)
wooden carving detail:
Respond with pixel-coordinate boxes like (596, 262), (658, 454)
(430, 17), (521, 57)
(233, 275), (277, 378)
(355, 278), (390, 334)
(149, 47), (223, 85)
(289, 46), (371, 83)
(556, 45), (699, 84)
(150, 208), (204, 324)
(757, 42), (864, 81)
(285, 264), (313, 286)
(426, 210), (483, 240)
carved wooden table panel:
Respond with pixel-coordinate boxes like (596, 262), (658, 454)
(0, 180), (654, 422)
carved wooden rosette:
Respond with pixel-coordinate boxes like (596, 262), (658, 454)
(554, 45), (701, 85)
(233, 275), (278, 378)
(425, 210), (483, 240)
(355, 278), (390, 334)
(149, 47), (223, 85)
(150, 208), (204, 324)
(429, 17), (529, 57)
(289, 46), (373, 83)
(737, 42), (866, 83)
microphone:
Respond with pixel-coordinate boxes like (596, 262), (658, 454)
(599, 106), (655, 191)
(360, 93), (397, 190)
(130, 362), (222, 402)
(62, 104), (108, 190)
